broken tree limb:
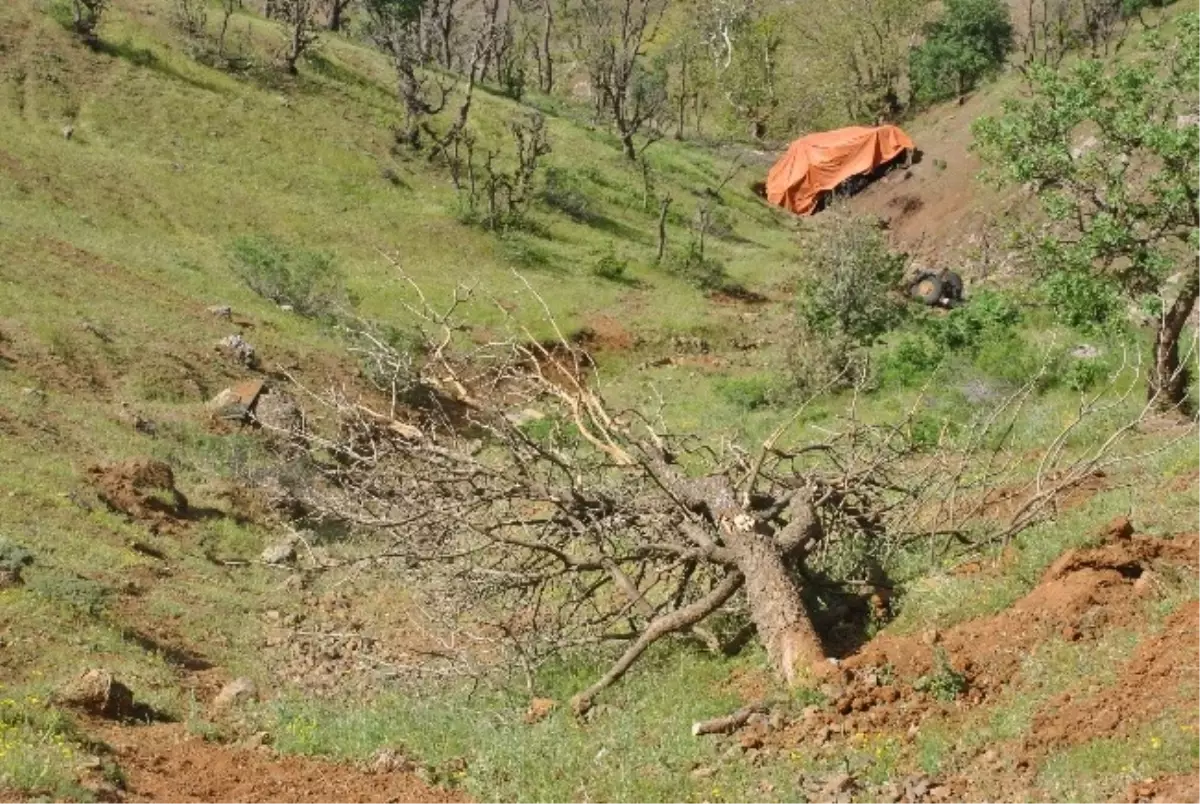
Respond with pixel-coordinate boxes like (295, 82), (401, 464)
(569, 571), (745, 715)
(691, 702), (769, 736)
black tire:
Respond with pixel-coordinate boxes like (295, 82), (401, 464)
(911, 273), (943, 305)
(942, 271), (964, 301)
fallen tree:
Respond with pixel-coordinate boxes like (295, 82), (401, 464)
(263, 269), (1191, 711)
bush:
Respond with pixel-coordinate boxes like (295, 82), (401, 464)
(1063, 356), (1108, 392)
(877, 334), (942, 387)
(924, 290), (1021, 354)
(909, 0), (1012, 105)
(591, 248), (629, 283)
(666, 247), (729, 292)
(796, 215), (907, 347)
(70, 0), (107, 40)
(540, 167), (592, 221)
(715, 376), (775, 410)
(1041, 270), (1123, 333)
(229, 235), (349, 319)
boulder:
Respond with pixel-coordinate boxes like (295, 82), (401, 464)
(58, 669), (136, 719)
(211, 677), (258, 711)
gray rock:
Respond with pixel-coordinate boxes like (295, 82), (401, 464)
(211, 677), (257, 711)
(261, 535), (299, 565)
(1070, 343), (1101, 359)
(207, 305), (233, 318)
(217, 334), (257, 368)
(252, 390), (302, 433)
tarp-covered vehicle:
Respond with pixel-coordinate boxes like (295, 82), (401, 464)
(765, 125), (915, 216)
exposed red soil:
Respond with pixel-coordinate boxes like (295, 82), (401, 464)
(578, 316), (635, 352)
(1123, 772), (1200, 803)
(1025, 600), (1199, 753)
(94, 723), (464, 803)
(87, 457), (190, 532)
(765, 530), (1199, 772)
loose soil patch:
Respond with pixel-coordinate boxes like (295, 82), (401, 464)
(1025, 600), (1199, 753)
(95, 723), (464, 803)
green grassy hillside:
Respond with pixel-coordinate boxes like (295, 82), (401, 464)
(0, 0), (1196, 801)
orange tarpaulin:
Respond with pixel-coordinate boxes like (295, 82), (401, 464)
(766, 125), (915, 215)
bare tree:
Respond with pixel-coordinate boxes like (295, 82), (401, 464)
(71, 0), (108, 42)
(568, 0), (669, 159)
(262, 271), (1186, 712)
(270, 0), (321, 73)
(326, 0), (354, 30)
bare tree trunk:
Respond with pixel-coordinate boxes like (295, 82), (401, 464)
(721, 521), (826, 684)
(326, 0), (349, 30)
(540, 0), (554, 92)
(656, 195), (671, 262)
(620, 130), (636, 161)
(1148, 269), (1199, 411)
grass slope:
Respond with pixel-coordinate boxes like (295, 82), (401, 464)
(0, 0), (1196, 801)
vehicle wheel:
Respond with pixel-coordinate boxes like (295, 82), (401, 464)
(911, 273), (943, 305)
(942, 271), (964, 301)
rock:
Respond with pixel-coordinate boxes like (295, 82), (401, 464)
(217, 334), (258, 368)
(1101, 515), (1134, 541)
(58, 669), (136, 719)
(211, 677), (257, 711)
(690, 764), (717, 779)
(260, 536), (298, 565)
(1070, 135), (1099, 159)
(370, 747), (417, 774)
(1070, 343), (1101, 359)
(1132, 570), (1158, 597)
(207, 379), (266, 422)
(905, 774), (932, 800)
(62, 124), (74, 140)
(251, 389), (301, 433)
(523, 697), (556, 724)
(929, 784), (951, 800)
(207, 305), (233, 318)
(1061, 625), (1081, 641)
(821, 772), (855, 798)
(922, 627), (941, 646)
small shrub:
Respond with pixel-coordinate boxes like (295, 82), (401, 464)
(228, 235), (349, 319)
(591, 248), (628, 283)
(973, 331), (1044, 385)
(914, 647), (968, 701)
(715, 376), (774, 411)
(786, 331), (866, 398)
(666, 247), (728, 291)
(0, 539), (34, 574)
(67, 0), (107, 41)
(924, 289), (1021, 354)
(1063, 357), (1108, 392)
(26, 573), (111, 616)
(1041, 270), (1123, 333)
(796, 215), (907, 347)
(877, 334), (942, 387)
(540, 167), (592, 221)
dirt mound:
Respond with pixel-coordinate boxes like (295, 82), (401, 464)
(1123, 772), (1200, 803)
(845, 533), (1198, 691)
(87, 458), (189, 531)
(1025, 600), (1199, 753)
(97, 723), (464, 803)
(762, 532), (1198, 754)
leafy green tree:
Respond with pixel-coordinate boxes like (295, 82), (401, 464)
(973, 14), (1199, 409)
(909, 0), (1013, 104)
